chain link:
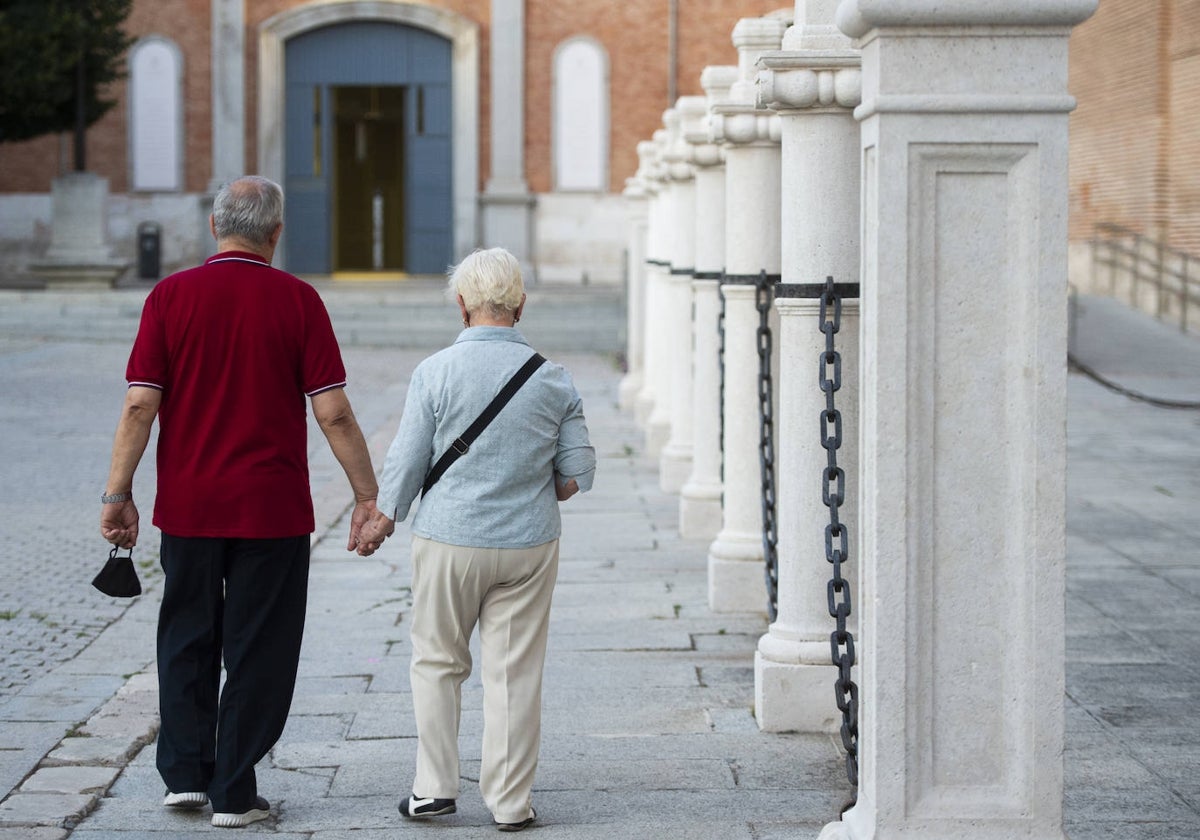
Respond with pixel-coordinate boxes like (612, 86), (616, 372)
(819, 274), (859, 795)
(717, 281), (726, 482)
(755, 271), (779, 621)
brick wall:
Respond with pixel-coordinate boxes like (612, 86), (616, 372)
(1070, 0), (1200, 257)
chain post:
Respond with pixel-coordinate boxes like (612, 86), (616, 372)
(755, 270), (779, 621)
(818, 274), (859, 798)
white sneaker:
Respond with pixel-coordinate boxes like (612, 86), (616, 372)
(211, 796), (270, 828)
(163, 790), (208, 808)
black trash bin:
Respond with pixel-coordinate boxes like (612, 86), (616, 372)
(137, 221), (161, 280)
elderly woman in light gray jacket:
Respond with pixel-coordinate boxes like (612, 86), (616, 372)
(358, 247), (595, 832)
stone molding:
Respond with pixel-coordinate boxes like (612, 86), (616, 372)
(836, 0), (1099, 39)
(709, 111), (781, 148)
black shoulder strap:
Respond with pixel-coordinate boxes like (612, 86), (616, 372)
(421, 352), (547, 496)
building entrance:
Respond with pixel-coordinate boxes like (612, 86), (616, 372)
(283, 22), (452, 276)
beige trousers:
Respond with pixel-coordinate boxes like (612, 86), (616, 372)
(409, 535), (559, 824)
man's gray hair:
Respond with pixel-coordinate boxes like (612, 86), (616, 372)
(212, 176), (284, 246)
(448, 248), (525, 318)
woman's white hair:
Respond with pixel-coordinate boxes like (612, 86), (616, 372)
(447, 248), (525, 319)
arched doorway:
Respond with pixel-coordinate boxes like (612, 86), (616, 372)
(284, 22), (450, 275)
(259, 3), (479, 275)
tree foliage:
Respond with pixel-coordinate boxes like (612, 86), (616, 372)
(0, 0), (133, 152)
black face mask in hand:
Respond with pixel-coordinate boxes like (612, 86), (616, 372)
(92, 544), (142, 598)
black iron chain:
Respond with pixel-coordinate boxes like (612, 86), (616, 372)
(717, 281), (726, 480)
(755, 270), (779, 621)
(819, 274), (859, 796)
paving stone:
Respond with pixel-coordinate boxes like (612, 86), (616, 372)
(0, 791), (96, 826)
(20, 765), (120, 794)
(44, 736), (144, 766)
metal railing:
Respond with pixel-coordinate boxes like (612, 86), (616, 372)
(1090, 223), (1198, 333)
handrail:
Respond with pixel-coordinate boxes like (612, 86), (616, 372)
(1090, 223), (1197, 333)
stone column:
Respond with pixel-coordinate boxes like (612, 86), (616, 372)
(706, 16), (786, 614)
(642, 127), (674, 456)
(634, 140), (664, 427)
(618, 148), (652, 412)
(821, 2), (1097, 839)
(210, 0), (245, 190)
(752, 1), (863, 734)
(660, 98), (708, 493)
(679, 65), (738, 539)
(480, 0), (535, 274)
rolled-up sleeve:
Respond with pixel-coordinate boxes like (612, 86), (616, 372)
(554, 391), (595, 492)
(377, 368), (437, 522)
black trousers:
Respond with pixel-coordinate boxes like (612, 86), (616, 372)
(156, 533), (310, 813)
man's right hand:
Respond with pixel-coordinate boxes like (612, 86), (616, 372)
(100, 499), (140, 548)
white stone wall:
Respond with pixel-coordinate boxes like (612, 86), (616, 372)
(0, 194), (208, 285)
(533, 192), (626, 284)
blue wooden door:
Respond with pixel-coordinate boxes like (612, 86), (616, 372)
(284, 22), (453, 274)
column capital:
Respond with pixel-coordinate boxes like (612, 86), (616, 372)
(836, 0), (1098, 39)
(756, 53), (862, 113)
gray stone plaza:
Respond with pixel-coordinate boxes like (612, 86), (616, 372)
(0, 285), (1196, 838)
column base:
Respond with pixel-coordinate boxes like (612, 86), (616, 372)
(707, 532), (766, 614)
(634, 389), (655, 427)
(644, 410), (670, 458)
(679, 481), (722, 540)
(618, 371), (643, 411)
(659, 445), (692, 494)
(754, 649), (841, 733)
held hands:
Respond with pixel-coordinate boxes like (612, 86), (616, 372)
(100, 500), (140, 549)
(351, 499), (395, 556)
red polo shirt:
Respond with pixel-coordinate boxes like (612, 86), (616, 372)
(126, 252), (347, 538)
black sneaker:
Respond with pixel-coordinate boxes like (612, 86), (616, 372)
(496, 807), (536, 832)
(399, 794), (457, 819)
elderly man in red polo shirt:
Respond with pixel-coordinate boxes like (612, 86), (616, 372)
(100, 175), (383, 829)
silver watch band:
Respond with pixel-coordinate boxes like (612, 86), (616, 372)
(101, 492), (132, 504)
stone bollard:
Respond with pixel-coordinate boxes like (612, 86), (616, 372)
(821, 1), (1098, 838)
(679, 65), (738, 540)
(706, 15), (786, 614)
(752, 0), (863, 734)
(636, 129), (669, 436)
(618, 143), (654, 412)
(660, 97), (709, 494)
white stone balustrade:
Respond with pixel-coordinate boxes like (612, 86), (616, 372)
(820, 1), (1097, 839)
(752, 0), (863, 735)
(679, 65), (738, 540)
(636, 129), (670, 440)
(706, 15), (786, 614)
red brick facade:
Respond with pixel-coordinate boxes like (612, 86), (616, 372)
(0, 0), (778, 197)
(1069, 0), (1200, 255)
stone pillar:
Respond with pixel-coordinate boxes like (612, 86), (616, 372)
(29, 174), (128, 288)
(642, 128), (674, 456)
(210, 0), (245, 190)
(706, 16), (786, 614)
(635, 140), (664, 427)
(618, 146), (653, 412)
(752, 1), (863, 734)
(821, 2), (1097, 838)
(679, 65), (738, 540)
(480, 0), (535, 274)
(660, 98), (708, 493)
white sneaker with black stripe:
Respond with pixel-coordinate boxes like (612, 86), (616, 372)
(399, 794), (457, 819)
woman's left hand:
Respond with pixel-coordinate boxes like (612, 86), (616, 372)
(555, 477), (579, 502)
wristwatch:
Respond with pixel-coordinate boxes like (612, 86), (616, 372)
(101, 491), (132, 504)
